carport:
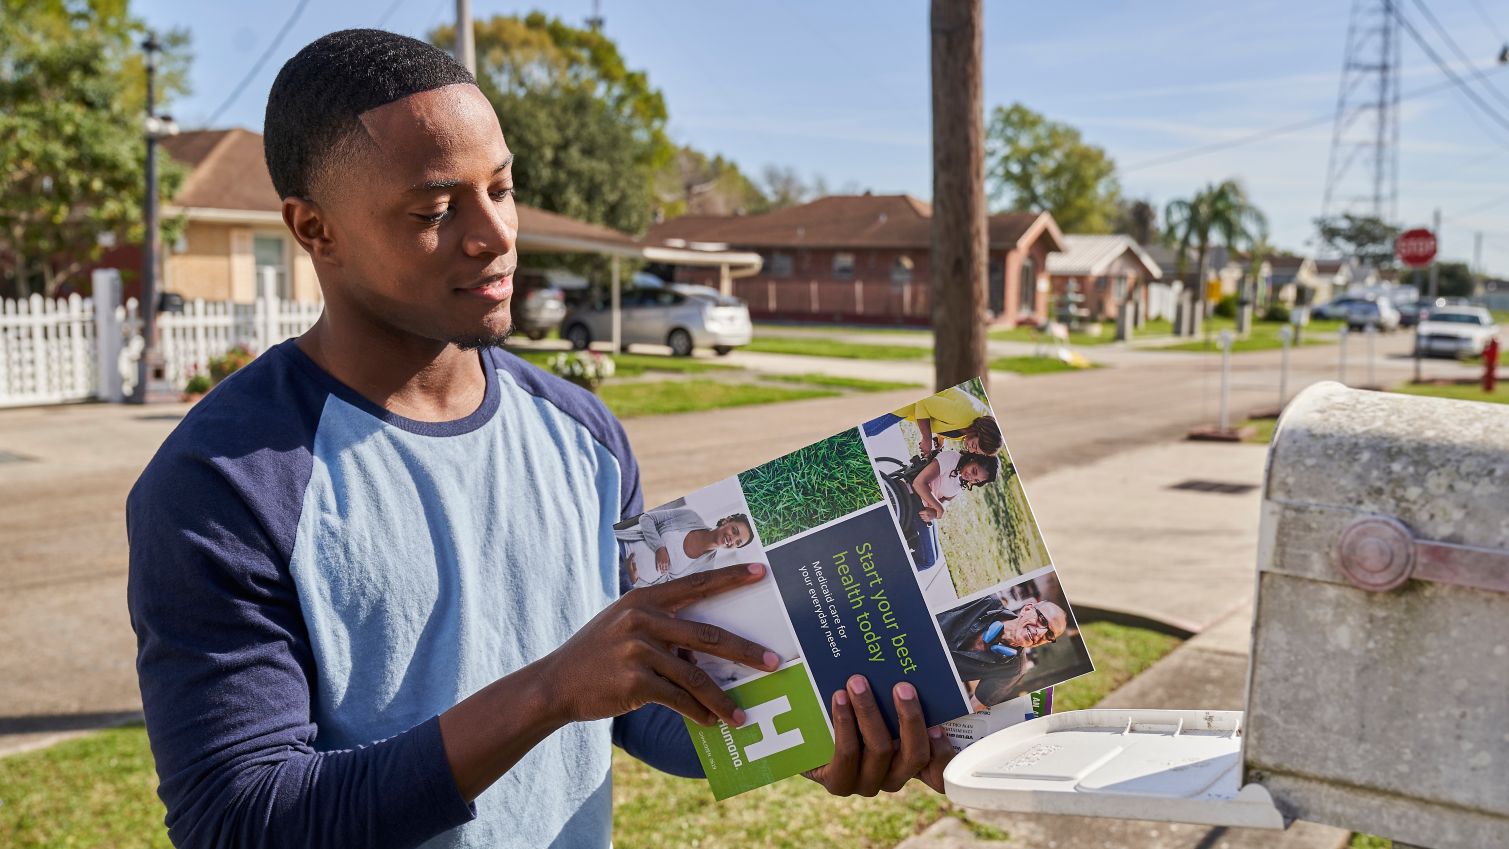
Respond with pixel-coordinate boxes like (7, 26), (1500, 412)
(517, 204), (762, 351)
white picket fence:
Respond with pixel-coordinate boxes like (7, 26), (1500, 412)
(0, 268), (321, 408)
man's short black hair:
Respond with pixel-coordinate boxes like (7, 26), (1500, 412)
(263, 28), (475, 200)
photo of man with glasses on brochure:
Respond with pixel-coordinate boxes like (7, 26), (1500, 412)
(935, 570), (1093, 712)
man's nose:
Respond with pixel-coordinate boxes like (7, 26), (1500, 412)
(463, 195), (516, 258)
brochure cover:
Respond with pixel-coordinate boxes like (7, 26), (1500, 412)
(613, 377), (1094, 799)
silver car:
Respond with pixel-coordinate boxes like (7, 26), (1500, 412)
(561, 284), (753, 356)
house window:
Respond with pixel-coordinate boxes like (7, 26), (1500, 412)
(891, 255), (913, 285)
(253, 234), (291, 300)
(832, 252), (855, 279)
(1114, 275), (1128, 302)
(1018, 257), (1036, 319)
(769, 252), (793, 278)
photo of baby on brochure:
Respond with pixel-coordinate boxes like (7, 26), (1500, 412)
(860, 377), (1052, 603)
(935, 569), (1093, 711)
(613, 477), (802, 689)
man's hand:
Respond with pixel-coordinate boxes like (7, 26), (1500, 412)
(535, 563), (778, 728)
(655, 546), (671, 574)
(802, 676), (955, 796)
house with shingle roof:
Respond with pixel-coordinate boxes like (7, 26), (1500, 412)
(142, 128), (657, 304)
(1045, 235), (1161, 323)
(645, 194), (1064, 326)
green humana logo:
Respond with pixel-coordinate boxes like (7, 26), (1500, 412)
(688, 663), (835, 799)
(721, 695), (805, 766)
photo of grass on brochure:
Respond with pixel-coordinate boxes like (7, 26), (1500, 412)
(613, 377), (1094, 800)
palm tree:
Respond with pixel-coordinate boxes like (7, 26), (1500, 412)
(1163, 190), (1213, 336)
(1164, 180), (1266, 335)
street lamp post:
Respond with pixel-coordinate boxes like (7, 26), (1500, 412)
(134, 33), (177, 403)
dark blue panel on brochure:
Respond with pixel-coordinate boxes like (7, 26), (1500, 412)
(766, 504), (966, 736)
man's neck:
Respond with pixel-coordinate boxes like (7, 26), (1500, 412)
(296, 313), (488, 423)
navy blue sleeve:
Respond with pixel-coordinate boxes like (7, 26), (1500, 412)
(127, 423), (474, 847)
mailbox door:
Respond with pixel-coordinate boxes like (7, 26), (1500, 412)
(943, 708), (1284, 829)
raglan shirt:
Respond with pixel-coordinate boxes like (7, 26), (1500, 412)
(126, 340), (700, 849)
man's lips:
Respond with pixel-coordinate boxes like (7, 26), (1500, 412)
(457, 273), (513, 302)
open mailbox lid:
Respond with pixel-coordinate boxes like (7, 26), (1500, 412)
(944, 708), (1283, 830)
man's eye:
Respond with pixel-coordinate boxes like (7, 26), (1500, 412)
(417, 207), (450, 225)
(491, 188), (516, 202)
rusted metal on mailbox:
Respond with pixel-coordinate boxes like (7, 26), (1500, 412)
(1248, 382), (1509, 849)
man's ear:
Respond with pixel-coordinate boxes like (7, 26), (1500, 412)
(283, 196), (338, 265)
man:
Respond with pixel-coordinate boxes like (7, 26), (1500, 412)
(937, 595), (1067, 707)
(126, 29), (949, 849)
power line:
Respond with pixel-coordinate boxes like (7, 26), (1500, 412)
(1466, 0), (1507, 44)
(1390, 1), (1509, 134)
(1122, 69), (1508, 174)
(1407, 0), (1509, 113)
(375, 0), (407, 29)
(205, 0), (312, 127)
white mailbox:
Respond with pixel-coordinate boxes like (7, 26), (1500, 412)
(946, 383), (1509, 849)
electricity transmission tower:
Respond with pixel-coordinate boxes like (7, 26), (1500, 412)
(1321, 0), (1402, 228)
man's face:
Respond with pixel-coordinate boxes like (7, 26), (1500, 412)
(1000, 601), (1067, 649)
(962, 435), (981, 453)
(313, 84), (518, 348)
(715, 519), (752, 549)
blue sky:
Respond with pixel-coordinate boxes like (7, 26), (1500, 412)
(135, 0), (1509, 275)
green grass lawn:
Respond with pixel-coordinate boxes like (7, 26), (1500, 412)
(0, 622), (1180, 849)
(754, 322), (929, 337)
(742, 336), (933, 361)
(598, 379), (838, 418)
(987, 356), (1098, 375)
(1160, 317), (1345, 353)
(761, 373), (922, 392)
(1391, 381), (1509, 405)
(1241, 417), (1279, 445)
(507, 349), (737, 377)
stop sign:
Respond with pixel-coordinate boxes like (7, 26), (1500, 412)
(1395, 228), (1437, 267)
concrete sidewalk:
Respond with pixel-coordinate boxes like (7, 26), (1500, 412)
(894, 604), (1352, 849)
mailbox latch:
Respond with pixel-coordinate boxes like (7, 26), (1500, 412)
(1336, 516), (1509, 594)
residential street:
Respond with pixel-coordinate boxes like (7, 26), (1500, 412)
(0, 331), (1483, 756)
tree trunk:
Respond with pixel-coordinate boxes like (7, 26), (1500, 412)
(929, 0), (988, 393)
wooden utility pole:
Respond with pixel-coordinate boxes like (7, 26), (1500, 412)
(929, 0), (988, 393)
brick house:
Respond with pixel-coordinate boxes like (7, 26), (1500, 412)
(1045, 235), (1162, 323)
(645, 194), (1064, 327)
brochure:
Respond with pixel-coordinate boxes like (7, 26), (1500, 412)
(613, 377), (1094, 799)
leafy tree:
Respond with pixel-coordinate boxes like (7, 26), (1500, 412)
(653, 146), (768, 218)
(1314, 213), (1400, 269)
(1, 0), (190, 298)
(760, 165), (810, 210)
(432, 13), (671, 237)
(986, 102), (1120, 233)
(1113, 198), (1157, 245)
(1404, 262), (1475, 298)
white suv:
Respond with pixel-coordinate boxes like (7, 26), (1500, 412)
(1414, 306), (1499, 358)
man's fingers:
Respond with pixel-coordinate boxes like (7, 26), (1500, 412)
(819, 689), (859, 797)
(919, 726), (957, 794)
(653, 617), (779, 671)
(649, 650), (745, 728)
(637, 670), (718, 727)
(646, 563), (766, 611)
(848, 676), (894, 797)
(881, 682), (930, 792)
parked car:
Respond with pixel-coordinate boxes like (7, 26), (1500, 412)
(1413, 306), (1500, 358)
(561, 284), (753, 356)
(1311, 297), (1369, 321)
(510, 268), (583, 340)
(1342, 299), (1401, 331)
(1395, 300), (1430, 328)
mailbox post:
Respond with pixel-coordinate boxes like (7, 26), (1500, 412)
(945, 384), (1509, 848)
